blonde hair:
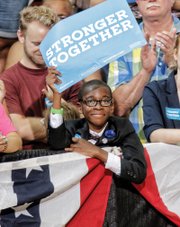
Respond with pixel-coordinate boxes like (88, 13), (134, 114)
(19, 6), (59, 31)
(61, 102), (80, 120)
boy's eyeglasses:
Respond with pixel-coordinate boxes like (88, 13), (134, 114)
(81, 99), (112, 107)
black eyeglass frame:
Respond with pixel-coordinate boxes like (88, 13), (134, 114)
(80, 99), (113, 107)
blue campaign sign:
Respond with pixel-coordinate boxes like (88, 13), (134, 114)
(40, 0), (146, 93)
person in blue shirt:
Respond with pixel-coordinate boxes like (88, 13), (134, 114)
(127, 0), (135, 3)
(107, 0), (180, 143)
(143, 33), (180, 144)
(0, 0), (30, 73)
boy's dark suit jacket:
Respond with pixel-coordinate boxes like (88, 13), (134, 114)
(48, 116), (146, 184)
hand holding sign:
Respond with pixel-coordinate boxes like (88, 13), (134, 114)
(42, 66), (61, 105)
(46, 66), (61, 93)
(40, 0), (146, 93)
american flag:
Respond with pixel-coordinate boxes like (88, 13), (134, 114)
(0, 143), (179, 226)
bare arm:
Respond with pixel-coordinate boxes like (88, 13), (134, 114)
(173, 0), (180, 10)
(113, 42), (157, 116)
(113, 68), (153, 116)
(83, 69), (103, 82)
(10, 113), (47, 142)
(150, 129), (180, 144)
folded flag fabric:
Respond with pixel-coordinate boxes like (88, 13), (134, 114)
(0, 143), (180, 226)
(0, 152), (112, 227)
(134, 143), (180, 227)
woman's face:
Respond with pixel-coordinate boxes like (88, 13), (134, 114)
(80, 87), (114, 132)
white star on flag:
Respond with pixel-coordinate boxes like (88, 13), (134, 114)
(26, 166), (43, 178)
(12, 203), (33, 218)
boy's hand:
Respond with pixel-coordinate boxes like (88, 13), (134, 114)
(42, 85), (54, 102)
(65, 137), (108, 162)
(46, 66), (61, 93)
(42, 66), (62, 105)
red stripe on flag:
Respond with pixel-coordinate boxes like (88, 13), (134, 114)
(133, 148), (180, 227)
(67, 158), (112, 227)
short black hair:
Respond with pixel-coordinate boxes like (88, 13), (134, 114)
(78, 80), (112, 101)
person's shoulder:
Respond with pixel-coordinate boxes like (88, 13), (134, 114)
(64, 118), (87, 134)
(109, 115), (131, 126)
(109, 116), (135, 134)
(0, 63), (20, 78)
(150, 71), (172, 86)
(145, 77), (170, 95)
(5, 41), (23, 70)
(64, 118), (85, 127)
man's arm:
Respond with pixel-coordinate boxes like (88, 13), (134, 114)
(84, 69), (103, 82)
(150, 129), (180, 144)
(173, 0), (180, 10)
(113, 42), (157, 116)
(10, 113), (46, 142)
(113, 68), (152, 116)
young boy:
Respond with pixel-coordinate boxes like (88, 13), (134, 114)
(48, 79), (146, 184)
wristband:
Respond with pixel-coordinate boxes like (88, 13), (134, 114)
(51, 107), (64, 115)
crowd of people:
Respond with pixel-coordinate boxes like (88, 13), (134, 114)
(0, 0), (180, 197)
(0, 0), (180, 226)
